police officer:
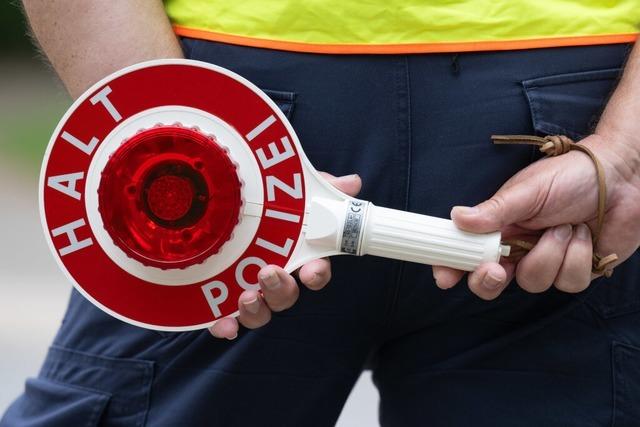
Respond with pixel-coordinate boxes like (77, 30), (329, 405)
(3, 1), (640, 425)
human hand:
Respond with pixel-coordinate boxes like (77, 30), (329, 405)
(209, 172), (362, 338)
(433, 133), (640, 299)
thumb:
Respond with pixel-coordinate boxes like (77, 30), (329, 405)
(451, 183), (538, 233)
(319, 172), (362, 197)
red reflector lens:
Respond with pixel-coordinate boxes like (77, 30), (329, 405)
(145, 174), (195, 222)
(98, 125), (241, 269)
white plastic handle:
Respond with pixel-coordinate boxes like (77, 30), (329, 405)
(361, 205), (509, 271)
(303, 198), (510, 272)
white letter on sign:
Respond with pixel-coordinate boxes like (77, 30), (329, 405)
(61, 131), (99, 155)
(90, 86), (122, 122)
(47, 172), (84, 200)
(256, 237), (294, 257)
(201, 281), (229, 318)
(256, 137), (295, 169)
(265, 209), (300, 223)
(51, 218), (93, 256)
(235, 256), (267, 291)
(246, 115), (276, 141)
(266, 173), (302, 202)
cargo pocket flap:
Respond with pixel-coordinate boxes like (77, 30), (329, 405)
(1, 377), (110, 427)
(523, 68), (621, 140)
(38, 346), (154, 426)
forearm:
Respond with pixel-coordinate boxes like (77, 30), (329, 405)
(22, 0), (183, 99)
(595, 42), (640, 173)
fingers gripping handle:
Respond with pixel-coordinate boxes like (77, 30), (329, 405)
(305, 198), (509, 271)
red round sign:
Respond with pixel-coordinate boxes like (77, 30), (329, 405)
(40, 60), (306, 330)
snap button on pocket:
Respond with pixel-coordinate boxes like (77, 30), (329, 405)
(522, 68), (621, 141)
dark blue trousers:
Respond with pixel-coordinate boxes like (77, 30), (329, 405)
(3, 41), (640, 426)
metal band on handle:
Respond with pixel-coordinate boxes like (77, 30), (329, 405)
(340, 200), (366, 255)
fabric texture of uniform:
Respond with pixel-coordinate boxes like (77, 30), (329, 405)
(164, 0), (640, 53)
(2, 40), (640, 426)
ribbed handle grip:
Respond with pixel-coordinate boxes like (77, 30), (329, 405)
(361, 205), (507, 271)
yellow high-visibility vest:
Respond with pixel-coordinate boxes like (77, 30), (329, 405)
(164, 1), (639, 54)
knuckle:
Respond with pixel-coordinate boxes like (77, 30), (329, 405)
(485, 197), (506, 227)
(267, 285), (299, 312)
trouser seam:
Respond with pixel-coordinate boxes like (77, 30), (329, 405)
(403, 56), (413, 211)
(381, 56), (412, 328)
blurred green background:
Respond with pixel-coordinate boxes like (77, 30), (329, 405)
(0, 1), (71, 171)
(0, 1), (74, 415)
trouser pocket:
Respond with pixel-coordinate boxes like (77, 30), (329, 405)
(1, 346), (154, 427)
(522, 67), (622, 140)
(1, 378), (110, 427)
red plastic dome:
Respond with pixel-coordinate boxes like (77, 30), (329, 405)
(98, 125), (242, 269)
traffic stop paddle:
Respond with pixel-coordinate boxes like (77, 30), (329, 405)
(40, 60), (510, 331)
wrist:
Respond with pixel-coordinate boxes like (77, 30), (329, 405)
(579, 131), (640, 210)
(590, 127), (640, 178)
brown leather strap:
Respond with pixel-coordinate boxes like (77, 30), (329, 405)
(491, 134), (618, 277)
